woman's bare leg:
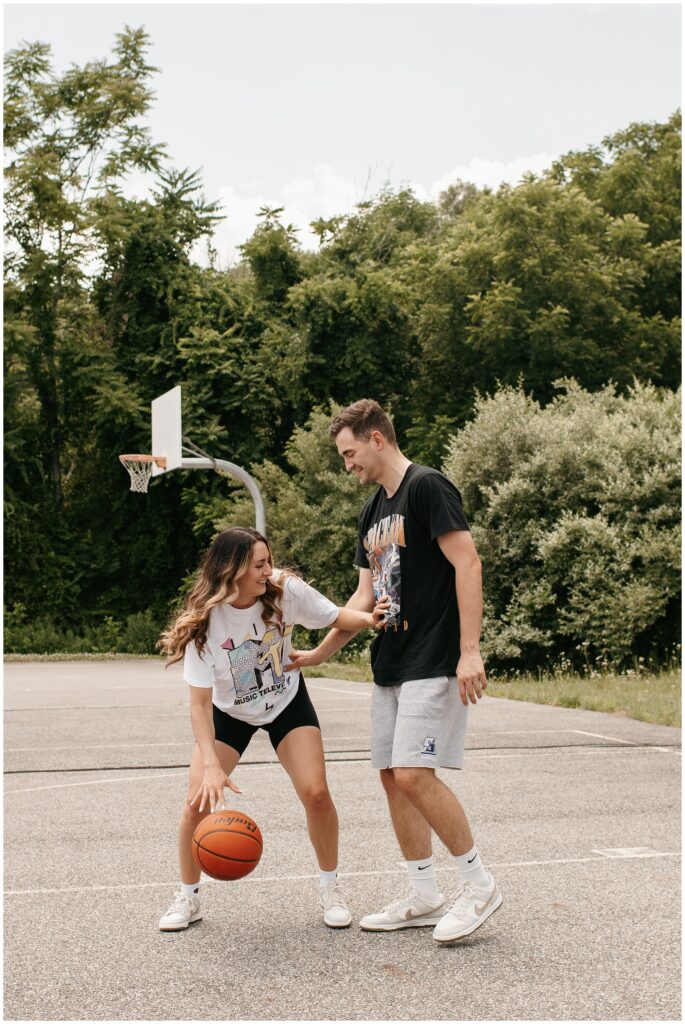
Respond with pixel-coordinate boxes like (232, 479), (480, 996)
(276, 726), (338, 871)
(178, 740), (241, 883)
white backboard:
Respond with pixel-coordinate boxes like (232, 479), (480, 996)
(151, 386), (182, 476)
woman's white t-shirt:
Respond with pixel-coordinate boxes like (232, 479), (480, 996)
(183, 573), (338, 725)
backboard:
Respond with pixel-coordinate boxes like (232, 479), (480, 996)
(151, 385), (182, 477)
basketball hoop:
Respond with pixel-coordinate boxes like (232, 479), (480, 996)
(119, 454), (166, 494)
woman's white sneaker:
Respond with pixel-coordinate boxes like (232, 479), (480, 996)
(432, 874), (502, 943)
(320, 880), (352, 928)
(159, 891), (202, 931)
(359, 892), (445, 931)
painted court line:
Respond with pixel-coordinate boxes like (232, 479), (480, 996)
(6, 742), (192, 752)
(5, 743), (680, 794)
(571, 729), (639, 745)
(4, 772), (187, 794)
(5, 850), (680, 897)
(6, 736), (371, 752)
(308, 684), (371, 698)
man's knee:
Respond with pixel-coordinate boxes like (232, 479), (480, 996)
(389, 766), (434, 796)
(382, 765), (430, 794)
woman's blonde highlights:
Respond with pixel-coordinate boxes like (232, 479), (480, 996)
(159, 528), (287, 666)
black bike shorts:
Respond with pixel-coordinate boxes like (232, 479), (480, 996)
(212, 676), (320, 756)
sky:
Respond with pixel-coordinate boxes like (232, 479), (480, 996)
(4, 2), (682, 265)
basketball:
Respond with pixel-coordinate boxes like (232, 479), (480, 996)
(192, 810), (263, 881)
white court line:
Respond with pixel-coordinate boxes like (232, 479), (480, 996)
(6, 736), (371, 753)
(4, 772), (187, 794)
(466, 747), (682, 759)
(308, 684), (371, 698)
(6, 742), (191, 752)
(571, 729), (638, 745)
(8, 729), (676, 755)
(5, 743), (681, 795)
(5, 850), (680, 897)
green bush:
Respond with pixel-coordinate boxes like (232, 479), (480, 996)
(3, 606), (162, 655)
(118, 609), (162, 654)
(442, 380), (681, 670)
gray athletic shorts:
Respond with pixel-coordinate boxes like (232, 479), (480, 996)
(371, 676), (469, 770)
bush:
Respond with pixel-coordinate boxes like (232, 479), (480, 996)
(3, 606), (163, 655)
(442, 380), (681, 670)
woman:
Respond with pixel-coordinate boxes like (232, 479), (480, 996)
(158, 527), (387, 932)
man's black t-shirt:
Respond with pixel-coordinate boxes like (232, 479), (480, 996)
(354, 463), (470, 685)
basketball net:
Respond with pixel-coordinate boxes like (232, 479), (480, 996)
(119, 454), (166, 493)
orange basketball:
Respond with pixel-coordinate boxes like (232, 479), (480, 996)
(192, 810), (263, 881)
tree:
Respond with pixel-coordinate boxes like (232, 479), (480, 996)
(4, 27), (163, 514)
(239, 206), (302, 304)
(3, 30), (221, 628)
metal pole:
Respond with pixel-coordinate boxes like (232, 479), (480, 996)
(180, 457), (266, 536)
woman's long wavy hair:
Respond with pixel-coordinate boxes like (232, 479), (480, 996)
(159, 527), (289, 666)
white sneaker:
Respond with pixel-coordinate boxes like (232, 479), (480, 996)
(159, 891), (202, 932)
(359, 892), (445, 931)
(320, 880), (352, 928)
(432, 874), (502, 943)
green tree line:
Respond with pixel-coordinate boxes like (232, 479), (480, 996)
(4, 29), (681, 667)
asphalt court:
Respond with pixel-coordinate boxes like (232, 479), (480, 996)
(4, 660), (682, 1021)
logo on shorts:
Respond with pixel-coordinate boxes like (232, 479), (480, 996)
(421, 736), (437, 757)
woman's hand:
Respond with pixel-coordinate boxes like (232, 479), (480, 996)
(189, 764), (241, 814)
(284, 646), (324, 671)
(371, 594), (391, 629)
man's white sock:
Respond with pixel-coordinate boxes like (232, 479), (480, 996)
(320, 868), (338, 889)
(181, 881), (200, 899)
(406, 856), (440, 902)
(452, 846), (490, 888)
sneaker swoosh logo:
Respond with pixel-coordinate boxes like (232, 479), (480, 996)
(467, 855), (476, 863)
(400, 907), (432, 921)
(417, 865), (430, 871)
(474, 892), (495, 917)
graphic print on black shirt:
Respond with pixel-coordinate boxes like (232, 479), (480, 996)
(354, 464), (470, 685)
(362, 513), (406, 628)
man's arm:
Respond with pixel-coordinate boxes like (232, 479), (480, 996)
(284, 568), (376, 670)
(437, 529), (487, 707)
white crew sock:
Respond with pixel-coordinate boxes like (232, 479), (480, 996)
(319, 868), (338, 889)
(452, 846), (490, 888)
(406, 856), (440, 903)
(181, 882), (200, 899)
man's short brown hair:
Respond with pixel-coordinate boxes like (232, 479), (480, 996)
(329, 399), (397, 446)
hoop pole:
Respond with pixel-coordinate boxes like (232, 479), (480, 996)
(180, 458), (266, 536)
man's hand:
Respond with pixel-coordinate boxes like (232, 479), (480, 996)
(372, 594), (391, 628)
(456, 651), (487, 706)
(284, 647), (324, 671)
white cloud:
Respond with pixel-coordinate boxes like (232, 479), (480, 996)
(201, 153), (560, 267)
(208, 164), (364, 267)
(430, 152), (559, 197)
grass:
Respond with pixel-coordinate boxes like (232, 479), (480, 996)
(486, 669), (681, 728)
(4, 653), (680, 728)
(306, 660), (681, 728)
(4, 652), (162, 662)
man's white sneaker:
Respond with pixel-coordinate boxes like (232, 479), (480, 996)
(159, 891), (202, 931)
(359, 892), (445, 931)
(432, 874), (502, 943)
(320, 880), (352, 928)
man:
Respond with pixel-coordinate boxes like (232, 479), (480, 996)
(286, 399), (501, 944)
